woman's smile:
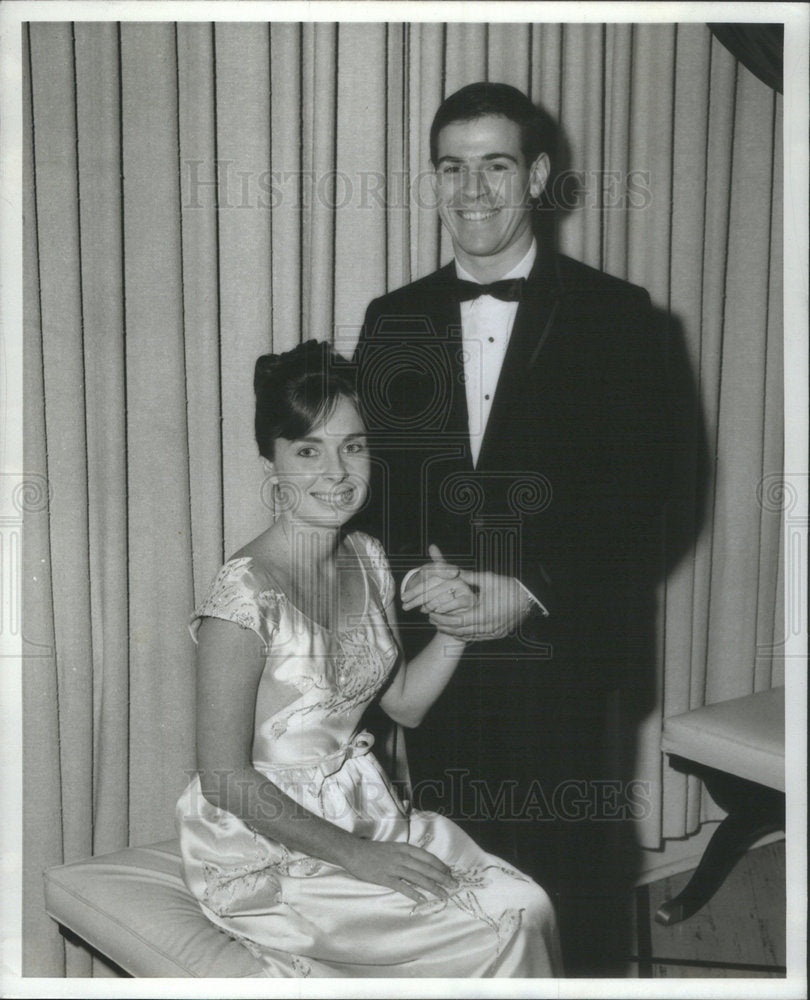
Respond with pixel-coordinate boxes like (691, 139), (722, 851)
(309, 484), (358, 507)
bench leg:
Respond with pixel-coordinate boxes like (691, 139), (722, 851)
(57, 924), (131, 977)
(655, 762), (785, 926)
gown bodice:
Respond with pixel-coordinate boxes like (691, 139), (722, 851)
(193, 531), (398, 773)
(176, 530), (561, 978)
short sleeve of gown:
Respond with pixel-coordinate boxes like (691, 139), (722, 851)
(355, 532), (395, 609)
(189, 558), (280, 653)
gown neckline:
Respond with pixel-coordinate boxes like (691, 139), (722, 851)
(261, 531), (370, 635)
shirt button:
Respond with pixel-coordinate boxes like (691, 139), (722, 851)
(485, 394), (490, 400)
(488, 337), (495, 343)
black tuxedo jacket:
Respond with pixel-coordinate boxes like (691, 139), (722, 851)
(354, 246), (667, 681)
(353, 246), (671, 872)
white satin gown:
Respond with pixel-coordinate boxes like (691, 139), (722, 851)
(176, 531), (562, 977)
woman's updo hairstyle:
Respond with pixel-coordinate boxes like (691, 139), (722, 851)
(254, 340), (361, 461)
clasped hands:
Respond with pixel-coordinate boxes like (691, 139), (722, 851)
(401, 544), (533, 642)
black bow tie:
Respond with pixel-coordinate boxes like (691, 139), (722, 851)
(456, 277), (526, 302)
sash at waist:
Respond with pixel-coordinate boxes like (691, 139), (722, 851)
(255, 730), (376, 781)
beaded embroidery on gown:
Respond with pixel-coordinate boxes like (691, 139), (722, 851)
(176, 531), (562, 977)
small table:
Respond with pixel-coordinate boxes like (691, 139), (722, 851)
(655, 687), (785, 926)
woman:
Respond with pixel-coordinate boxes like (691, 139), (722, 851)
(176, 340), (562, 977)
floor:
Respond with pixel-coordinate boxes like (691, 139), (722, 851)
(629, 840), (786, 978)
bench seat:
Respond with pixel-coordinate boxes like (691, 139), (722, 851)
(44, 839), (266, 977)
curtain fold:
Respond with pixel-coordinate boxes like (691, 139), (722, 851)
(268, 23), (304, 350)
(22, 20), (784, 974)
(211, 24), (274, 555)
(73, 22), (130, 860)
(383, 24), (409, 294)
(408, 23), (445, 278)
(118, 24), (197, 846)
(558, 23), (605, 268)
(176, 23), (225, 596)
(22, 24), (66, 974)
(659, 22), (715, 838)
(334, 23), (388, 348)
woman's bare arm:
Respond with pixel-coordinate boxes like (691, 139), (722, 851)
(378, 604), (467, 728)
(194, 616), (456, 902)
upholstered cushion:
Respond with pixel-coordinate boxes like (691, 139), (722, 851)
(44, 840), (266, 977)
(661, 687), (785, 792)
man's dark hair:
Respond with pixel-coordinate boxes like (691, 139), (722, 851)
(429, 82), (555, 168)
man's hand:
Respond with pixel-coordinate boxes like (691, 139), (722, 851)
(428, 571), (534, 641)
(401, 545), (478, 616)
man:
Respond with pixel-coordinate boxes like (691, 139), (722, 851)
(353, 83), (668, 974)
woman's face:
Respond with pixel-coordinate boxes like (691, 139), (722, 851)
(268, 395), (370, 527)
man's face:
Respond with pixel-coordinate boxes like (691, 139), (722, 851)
(433, 114), (549, 278)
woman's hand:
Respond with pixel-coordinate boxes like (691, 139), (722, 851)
(340, 838), (458, 904)
(401, 545), (478, 618)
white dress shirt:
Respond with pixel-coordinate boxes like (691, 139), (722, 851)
(456, 240), (537, 467)
(398, 239), (549, 618)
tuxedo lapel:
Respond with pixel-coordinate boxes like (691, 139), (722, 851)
(477, 250), (561, 467)
(429, 266), (470, 445)
(380, 263), (469, 446)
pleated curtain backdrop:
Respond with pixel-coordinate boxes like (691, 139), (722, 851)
(22, 21), (783, 976)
